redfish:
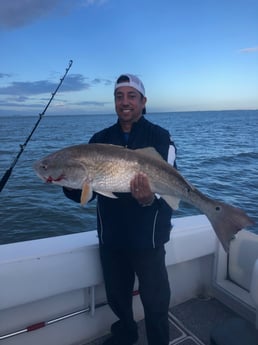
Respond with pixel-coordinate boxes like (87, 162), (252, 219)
(33, 143), (255, 252)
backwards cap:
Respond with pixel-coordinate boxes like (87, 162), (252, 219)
(114, 74), (145, 96)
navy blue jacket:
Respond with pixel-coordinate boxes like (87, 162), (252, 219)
(64, 116), (176, 249)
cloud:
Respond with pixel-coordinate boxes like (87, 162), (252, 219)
(0, 74), (112, 115)
(92, 78), (112, 86)
(0, 0), (108, 29)
(58, 74), (91, 92)
(239, 46), (258, 53)
(82, 0), (108, 6)
(0, 73), (12, 78)
(76, 100), (109, 107)
(0, 99), (40, 108)
(0, 0), (62, 29)
(0, 74), (91, 96)
(7, 96), (30, 103)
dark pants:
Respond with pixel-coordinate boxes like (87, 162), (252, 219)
(99, 245), (171, 345)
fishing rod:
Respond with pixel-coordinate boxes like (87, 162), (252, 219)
(0, 59), (73, 193)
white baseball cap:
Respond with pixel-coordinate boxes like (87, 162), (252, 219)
(114, 74), (145, 96)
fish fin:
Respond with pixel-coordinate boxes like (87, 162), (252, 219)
(96, 191), (118, 199)
(161, 195), (180, 210)
(136, 147), (164, 161)
(80, 182), (93, 205)
(203, 198), (255, 253)
(207, 203), (254, 253)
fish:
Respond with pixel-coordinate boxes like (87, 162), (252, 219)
(33, 143), (255, 252)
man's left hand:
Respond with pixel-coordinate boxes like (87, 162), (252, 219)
(130, 173), (155, 206)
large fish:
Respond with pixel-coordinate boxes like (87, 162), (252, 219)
(33, 143), (254, 252)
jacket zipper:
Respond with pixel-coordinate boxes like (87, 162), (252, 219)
(97, 204), (104, 244)
(152, 209), (159, 248)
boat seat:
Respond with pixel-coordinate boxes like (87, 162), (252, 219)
(210, 258), (258, 345)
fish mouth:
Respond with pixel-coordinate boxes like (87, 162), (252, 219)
(45, 175), (65, 183)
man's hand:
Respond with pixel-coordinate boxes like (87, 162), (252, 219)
(130, 172), (155, 206)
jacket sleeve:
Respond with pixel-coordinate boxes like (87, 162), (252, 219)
(168, 140), (177, 168)
(153, 125), (177, 168)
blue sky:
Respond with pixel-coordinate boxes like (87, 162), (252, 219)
(1, 0), (257, 116)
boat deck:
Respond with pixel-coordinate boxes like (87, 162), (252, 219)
(83, 297), (239, 345)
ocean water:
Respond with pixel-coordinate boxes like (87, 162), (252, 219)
(0, 110), (257, 244)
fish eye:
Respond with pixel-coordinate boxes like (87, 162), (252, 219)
(41, 164), (48, 170)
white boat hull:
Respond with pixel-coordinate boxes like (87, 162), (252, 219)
(0, 215), (257, 345)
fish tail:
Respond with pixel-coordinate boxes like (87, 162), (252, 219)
(203, 199), (255, 252)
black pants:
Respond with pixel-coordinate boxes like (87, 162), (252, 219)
(99, 245), (171, 345)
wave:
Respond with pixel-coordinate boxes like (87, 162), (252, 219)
(198, 151), (258, 166)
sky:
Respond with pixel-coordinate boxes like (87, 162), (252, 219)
(0, 0), (258, 116)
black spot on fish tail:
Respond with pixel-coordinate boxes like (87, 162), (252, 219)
(205, 201), (255, 252)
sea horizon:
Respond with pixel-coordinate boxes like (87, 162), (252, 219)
(1, 108), (257, 118)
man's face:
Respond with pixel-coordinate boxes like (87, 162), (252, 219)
(114, 86), (146, 125)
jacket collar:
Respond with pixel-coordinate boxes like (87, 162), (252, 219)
(116, 115), (146, 133)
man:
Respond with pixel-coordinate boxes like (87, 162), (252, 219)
(64, 74), (176, 345)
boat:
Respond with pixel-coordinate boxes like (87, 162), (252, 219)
(0, 214), (257, 345)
